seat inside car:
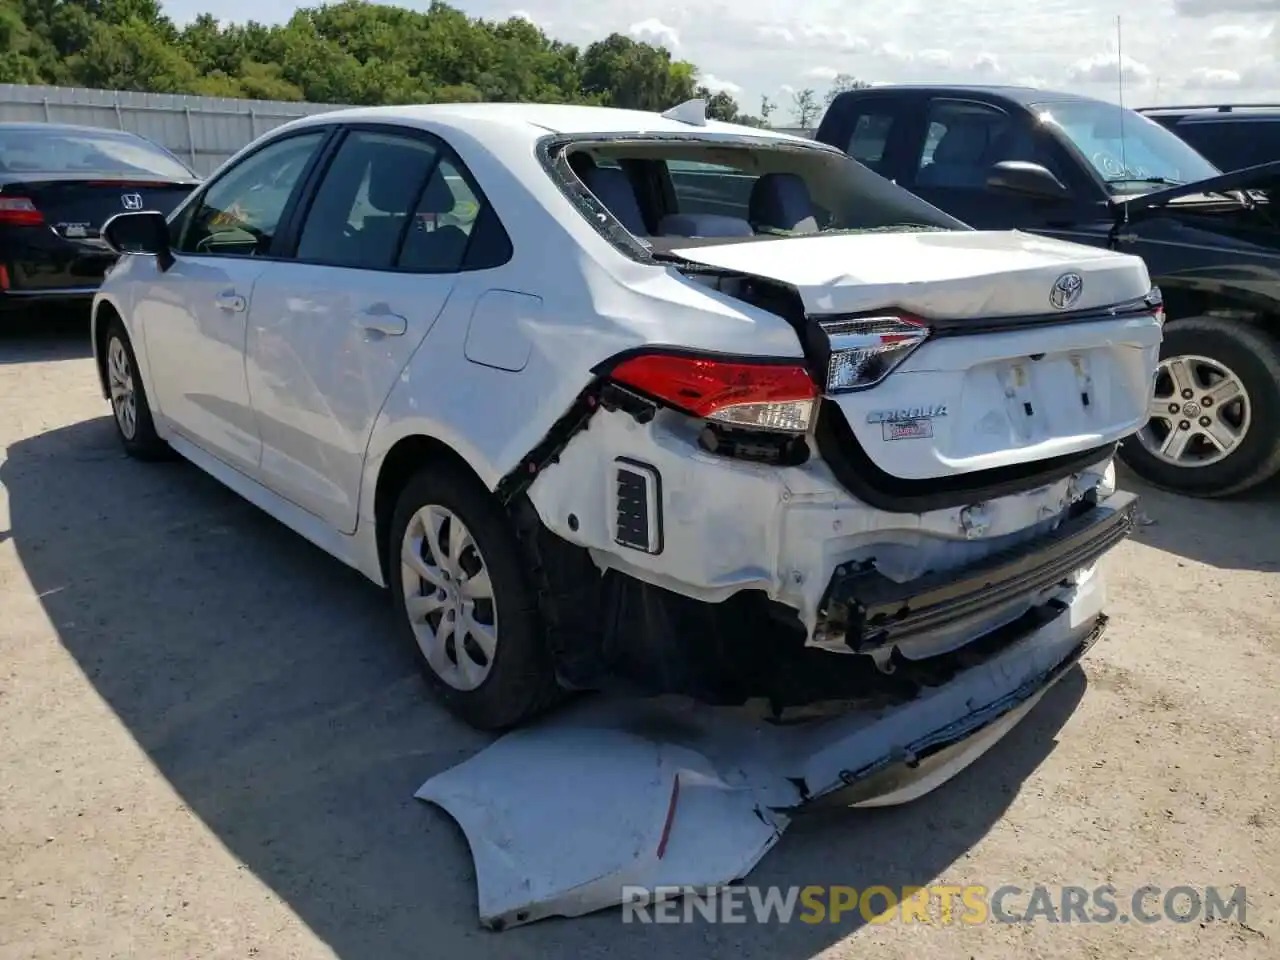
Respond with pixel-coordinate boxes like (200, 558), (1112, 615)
(396, 162), (470, 271)
(578, 164), (650, 236)
(916, 119), (1004, 188)
(748, 172), (819, 234)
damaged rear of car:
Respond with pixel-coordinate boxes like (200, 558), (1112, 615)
(498, 129), (1158, 714)
(394, 111), (1164, 929)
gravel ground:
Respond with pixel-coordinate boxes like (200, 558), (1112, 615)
(0, 320), (1276, 960)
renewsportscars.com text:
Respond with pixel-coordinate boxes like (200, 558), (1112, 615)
(620, 883), (1248, 925)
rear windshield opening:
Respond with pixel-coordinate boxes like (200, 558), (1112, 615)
(0, 129), (194, 180)
(551, 137), (964, 254)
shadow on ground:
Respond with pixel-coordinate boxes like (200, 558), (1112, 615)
(0, 307), (92, 364)
(1117, 464), (1280, 573)
(3, 416), (1086, 959)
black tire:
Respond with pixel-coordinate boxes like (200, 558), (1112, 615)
(387, 465), (561, 731)
(1119, 315), (1280, 497)
(103, 318), (172, 461)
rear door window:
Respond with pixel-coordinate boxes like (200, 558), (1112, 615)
(846, 113), (897, 173)
(295, 129), (441, 270)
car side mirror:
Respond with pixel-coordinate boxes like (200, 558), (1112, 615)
(101, 211), (174, 270)
(986, 161), (1071, 201)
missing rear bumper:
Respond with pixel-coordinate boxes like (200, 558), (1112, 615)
(819, 491), (1138, 655)
(416, 572), (1108, 930)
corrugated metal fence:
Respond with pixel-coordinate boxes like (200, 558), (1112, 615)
(0, 83), (812, 176)
(0, 84), (354, 175)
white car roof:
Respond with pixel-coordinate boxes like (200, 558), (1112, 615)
(284, 101), (815, 146)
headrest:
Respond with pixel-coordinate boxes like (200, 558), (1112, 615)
(581, 165), (648, 236)
(748, 173), (818, 234)
(414, 163), (460, 215)
(657, 212), (755, 238)
(567, 151), (597, 181)
(931, 123), (994, 166)
(362, 145), (442, 211)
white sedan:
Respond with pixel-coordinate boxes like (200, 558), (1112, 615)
(92, 100), (1159, 754)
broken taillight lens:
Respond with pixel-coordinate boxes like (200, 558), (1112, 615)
(606, 351), (819, 433)
(821, 314), (930, 392)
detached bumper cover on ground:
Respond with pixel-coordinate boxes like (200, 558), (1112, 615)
(416, 530), (1118, 930)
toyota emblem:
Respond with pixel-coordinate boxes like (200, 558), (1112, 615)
(1049, 272), (1083, 310)
(120, 193), (143, 211)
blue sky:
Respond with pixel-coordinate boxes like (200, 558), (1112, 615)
(160, 0), (1280, 120)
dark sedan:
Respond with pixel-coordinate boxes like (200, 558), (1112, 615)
(0, 122), (200, 316)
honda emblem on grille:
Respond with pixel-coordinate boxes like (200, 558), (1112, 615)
(1049, 272), (1083, 310)
(120, 193), (143, 211)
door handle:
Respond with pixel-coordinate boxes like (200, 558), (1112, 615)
(215, 291), (246, 313)
(359, 303), (407, 338)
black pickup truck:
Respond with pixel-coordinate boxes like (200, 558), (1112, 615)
(1139, 104), (1280, 173)
(811, 84), (1280, 498)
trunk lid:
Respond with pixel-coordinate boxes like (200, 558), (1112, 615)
(1, 174), (197, 240)
(672, 229), (1162, 482)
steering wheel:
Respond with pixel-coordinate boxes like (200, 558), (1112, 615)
(1092, 150), (1126, 178)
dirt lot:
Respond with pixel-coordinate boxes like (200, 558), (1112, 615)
(0, 320), (1276, 960)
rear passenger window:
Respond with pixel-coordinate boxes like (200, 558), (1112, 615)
(847, 113), (896, 171)
(398, 157), (511, 272)
(296, 130), (439, 270)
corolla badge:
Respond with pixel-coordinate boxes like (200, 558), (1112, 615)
(120, 193), (143, 211)
(1049, 272), (1084, 310)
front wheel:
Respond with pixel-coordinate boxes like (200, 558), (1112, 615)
(388, 465), (561, 730)
(1119, 315), (1280, 497)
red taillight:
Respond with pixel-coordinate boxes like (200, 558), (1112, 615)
(0, 197), (43, 227)
(607, 351), (819, 433)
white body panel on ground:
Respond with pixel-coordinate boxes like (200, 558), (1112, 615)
(418, 564), (1106, 930)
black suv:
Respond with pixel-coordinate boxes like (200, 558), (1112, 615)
(1139, 104), (1280, 173)
(812, 85), (1280, 498)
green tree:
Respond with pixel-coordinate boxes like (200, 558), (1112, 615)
(822, 73), (871, 108)
(791, 87), (820, 126)
(0, 0), (762, 122)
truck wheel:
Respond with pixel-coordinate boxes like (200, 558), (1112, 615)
(1120, 315), (1280, 497)
(388, 465), (562, 731)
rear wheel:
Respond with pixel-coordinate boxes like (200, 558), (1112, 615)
(1120, 315), (1280, 497)
(104, 318), (171, 460)
(388, 466), (561, 730)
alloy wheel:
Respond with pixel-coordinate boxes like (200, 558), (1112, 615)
(1137, 353), (1252, 469)
(399, 503), (499, 691)
(107, 336), (138, 441)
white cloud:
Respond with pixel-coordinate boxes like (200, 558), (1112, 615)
(805, 66), (840, 81)
(700, 73), (742, 94)
(156, 0), (1280, 119)
(1185, 67), (1244, 88)
(971, 52), (1002, 75)
(628, 17), (679, 48)
(1209, 24), (1256, 44)
(1068, 52), (1153, 85)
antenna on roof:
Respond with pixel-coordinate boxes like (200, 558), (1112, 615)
(661, 98), (708, 126)
(1116, 14), (1130, 225)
